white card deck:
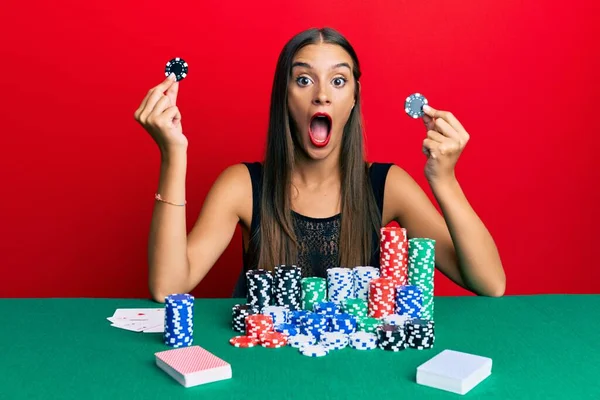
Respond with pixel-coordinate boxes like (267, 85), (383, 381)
(416, 349), (493, 395)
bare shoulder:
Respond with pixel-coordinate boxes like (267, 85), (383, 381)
(202, 163), (254, 229)
(381, 164), (429, 224)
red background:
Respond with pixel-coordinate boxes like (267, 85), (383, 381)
(1, 0), (598, 298)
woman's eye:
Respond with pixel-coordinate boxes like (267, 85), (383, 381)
(333, 77), (347, 87)
(297, 76), (311, 86)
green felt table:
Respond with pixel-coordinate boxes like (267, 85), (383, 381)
(1, 295), (599, 399)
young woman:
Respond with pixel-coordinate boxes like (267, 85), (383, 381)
(134, 27), (506, 302)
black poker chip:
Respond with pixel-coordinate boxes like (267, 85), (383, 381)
(405, 93), (428, 118)
(165, 57), (188, 81)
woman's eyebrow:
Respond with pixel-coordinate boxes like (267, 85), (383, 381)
(291, 61), (351, 71)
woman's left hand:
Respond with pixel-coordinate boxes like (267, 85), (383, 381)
(421, 105), (470, 186)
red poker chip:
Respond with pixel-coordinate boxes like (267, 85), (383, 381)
(261, 341), (286, 348)
(260, 331), (287, 344)
(230, 335), (260, 348)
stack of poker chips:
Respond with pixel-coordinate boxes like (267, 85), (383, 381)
(244, 314), (274, 340)
(246, 269), (273, 312)
(313, 300), (339, 315)
(164, 294), (194, 348)
(352, 266), (380, 301)
(273, 322), (299, 337)
(376, 324), (408, 351)
(380, 227), (409, 285)
(349, 331), (378, 350)
(289, 309), (311, 325)
(408, 238), (436, 320)
(288, 334), (317, 349)
(299, 313), (329, 340)
(273, 265), (302, 311)
(231, 304), (259, 333)
(406, 319), (435, 349)
(341, 298), (368, 320)
(368, 277), (396, 318)
(382, 313), (412, 327)
(229, 314), (289, 349)
(301, 277), (326, 311)
(358, 317), (382, 334)
(319, 332), (349, 350)
(228, 301), (436, 354)
(395, 285), (423, 317)
(330, 313), (358, 334)
(327, 267), (354, 305)
(261, 305), (289, 326)
(258, 331), (288, 348)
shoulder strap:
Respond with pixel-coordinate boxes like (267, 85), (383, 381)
(369, 162), (394, 215)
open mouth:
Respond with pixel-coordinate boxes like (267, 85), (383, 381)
(309, 112), (332, 148)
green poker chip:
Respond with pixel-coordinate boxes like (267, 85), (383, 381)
(301, 277), (326, 311)
(407, 238), (436, 320)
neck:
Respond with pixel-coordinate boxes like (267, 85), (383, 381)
(292, 149), (341, 189)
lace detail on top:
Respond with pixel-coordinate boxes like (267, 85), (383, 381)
(292, 211), (341, 278)
(232, 161), (394, 298)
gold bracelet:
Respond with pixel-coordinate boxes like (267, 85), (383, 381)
(155, 193), (186, 206)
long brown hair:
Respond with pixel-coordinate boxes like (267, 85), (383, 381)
(250, 27), (381, 272)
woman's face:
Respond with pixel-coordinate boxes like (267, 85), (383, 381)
(287, 43), (356, 160)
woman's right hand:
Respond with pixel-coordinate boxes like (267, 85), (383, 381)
(134, 73), (187, 153)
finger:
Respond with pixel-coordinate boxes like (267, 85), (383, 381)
(141, 74), (178, 115)
(434, 118), (461, 142)
(162, 104), (181, 124)
(423, 138), (441, 159)
(165, 80), (179, 107)
(426, 129), (448, 143)
(422, 114), (436, 131)
(159, 73), (178, 91)
(423, 105), (467, 135)
(134, 89), (153, 121)
(426, 130), (459, 156)
(145, 95), (171, 123)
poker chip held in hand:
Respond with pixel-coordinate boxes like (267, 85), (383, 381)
(165, 57), (188, 81)
(405, 93), (428, 118)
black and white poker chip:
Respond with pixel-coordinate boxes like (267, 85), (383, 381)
(165, 58), (188, 81)
(405, 93), (428, 118)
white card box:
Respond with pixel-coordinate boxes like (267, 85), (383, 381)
(416, 349), (492, 395)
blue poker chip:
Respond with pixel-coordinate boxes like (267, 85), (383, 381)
(405, 93), (428, 118)
(165, 57), (188, 81)
(164, 293), (194, 347)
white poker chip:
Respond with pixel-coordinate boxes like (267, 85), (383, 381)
(288, 334), (316, 348)
(300, 344), (329, 357)
(319, 332), (349, 349)
(383, 314), (411, 326)
(349, 332), (378, 350)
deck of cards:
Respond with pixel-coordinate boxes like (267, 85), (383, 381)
(107, 308), (164, 332)
(155, 346), (232, 388)
(416, 349), (493, 395)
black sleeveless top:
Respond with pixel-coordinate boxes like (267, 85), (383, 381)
(231, 161), (394, 297)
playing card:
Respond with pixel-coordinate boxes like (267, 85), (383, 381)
(142, 324), (164, 333)
(155, 346), (232, 388)
(108, 308), (164, 333)
(109, 308), (164, 323)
